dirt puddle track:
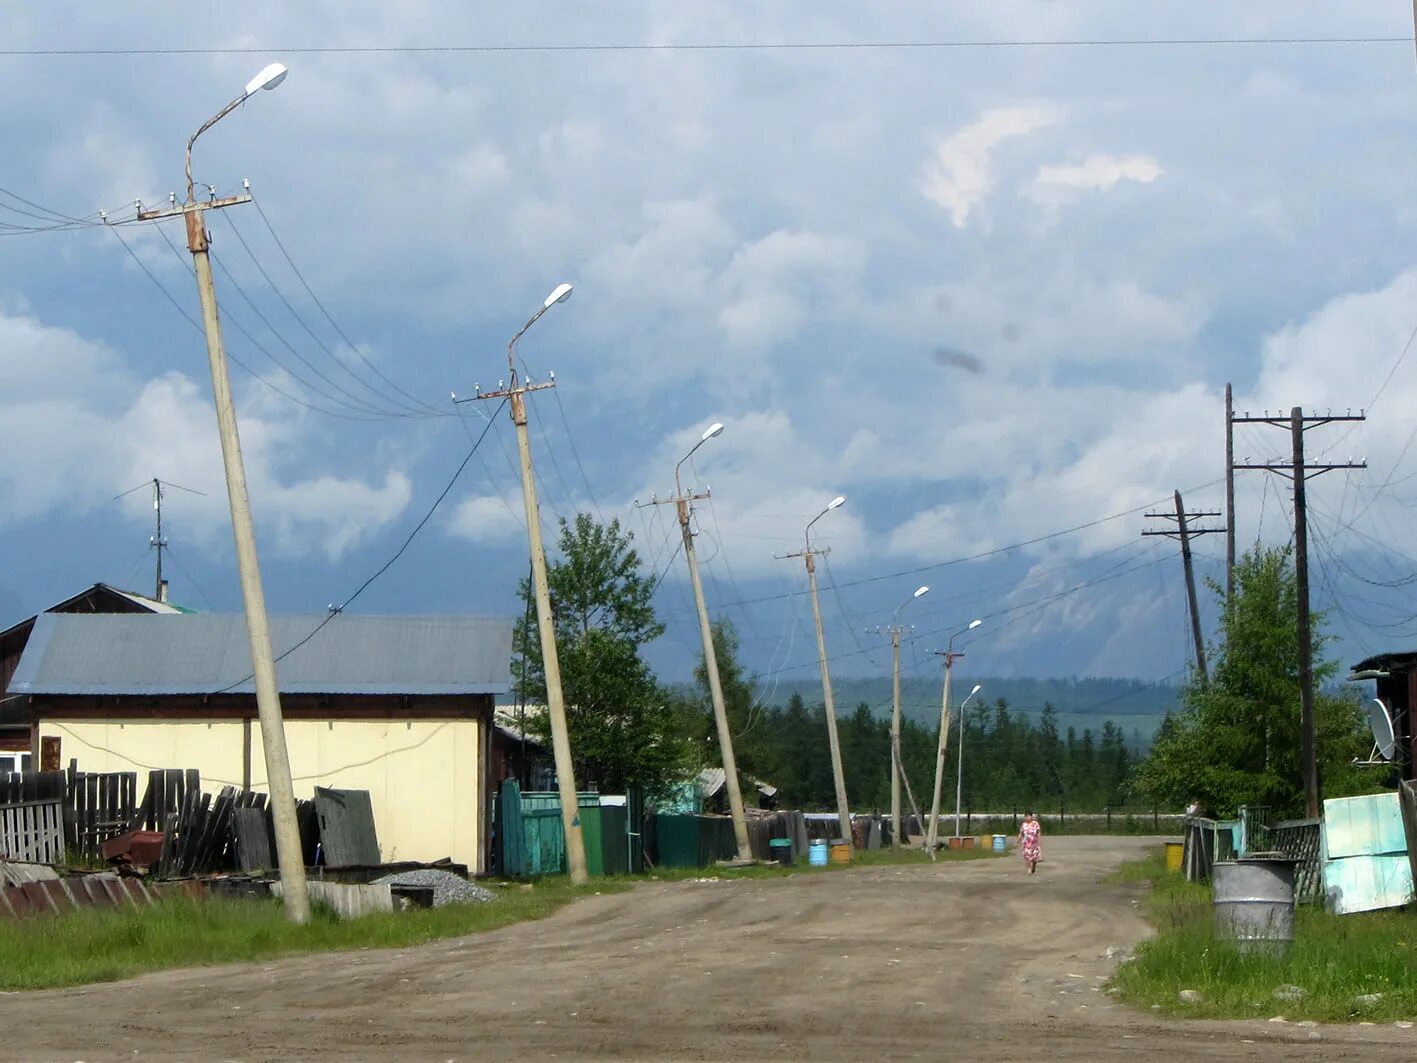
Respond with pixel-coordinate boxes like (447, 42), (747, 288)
(1, 835), (1414, 1060)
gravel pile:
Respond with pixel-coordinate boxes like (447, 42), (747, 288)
(371, 869), (498, 907)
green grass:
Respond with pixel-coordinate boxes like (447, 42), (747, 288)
(0, 879), (617, 992)
(1108, 849), (1417, 1022)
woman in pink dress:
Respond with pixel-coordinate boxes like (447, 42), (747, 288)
(1018, 811), (1042, 874)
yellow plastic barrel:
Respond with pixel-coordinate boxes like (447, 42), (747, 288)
(829, 843), (852, 865)
(1164, 841), (1184, 873)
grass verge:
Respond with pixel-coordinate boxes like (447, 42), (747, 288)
(0, 878), (618, 992)
(1107, 849), (1417, 1022)
(0, 845), (998, 992)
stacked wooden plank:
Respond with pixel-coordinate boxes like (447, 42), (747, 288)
(0, 772), (65, 864)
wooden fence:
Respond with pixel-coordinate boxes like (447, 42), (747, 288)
(0, 800), (64, 863)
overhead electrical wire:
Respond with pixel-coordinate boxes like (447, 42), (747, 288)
(2, 36), (1410, 57)
(222, 211), (441, 419)
(249, 196), (448, 417)
(142, 219), (412, 422)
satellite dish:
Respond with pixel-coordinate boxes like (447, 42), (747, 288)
(1366, 698), (1397, 761)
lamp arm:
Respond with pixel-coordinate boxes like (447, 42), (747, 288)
(507, 304), (550, 378)
(185, 92), (247, 204)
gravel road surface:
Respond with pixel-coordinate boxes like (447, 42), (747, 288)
(2, 835), (1413, 1060)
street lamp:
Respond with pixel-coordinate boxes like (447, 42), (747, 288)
(185, 63), (288, 204)
(791, 494), (852, 842)
(953, 683), (984, 838)
(497, 282), (591, 885)
(925, 618), (984, 852)
(160, 63), (309, 923)
(668, 422), (752, 862)
(675, 422), (724, 497)
(889, 585), (929, 848)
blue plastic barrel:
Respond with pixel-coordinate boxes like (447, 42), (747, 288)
(992, 834), (1007, 852)
(808, 840), (829, 867)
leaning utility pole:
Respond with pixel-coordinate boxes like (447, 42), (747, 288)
(880, 584), (927, 848)
(1142, 490), (1224, 684)
(134, 62), (309, 923)
(1234, 406), (1366, 818)
(469, 284), (589, 886)
(925, 647), (960, 851)
(639, 424), (752, 863)
(782, 501), (852, 843)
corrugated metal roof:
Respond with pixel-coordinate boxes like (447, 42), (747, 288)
(10, 613), (512, 696)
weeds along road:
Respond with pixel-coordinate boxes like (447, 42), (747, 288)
(3, 835), (1416, 1061)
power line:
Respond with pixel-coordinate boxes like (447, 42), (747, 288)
(145, 219), (408, 421)
(249, 196), (448, 417)
(221, 211), (440, 419)
(108, 222), (378, 420)
(715, 480), (1224, 612)
(2, 37), (1409, 57)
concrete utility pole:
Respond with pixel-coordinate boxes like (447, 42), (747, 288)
(137, 62), (309, 924)
(886, 586), (928, 848)
(1142, 491), (1225, 686)
(782, 497), (852, 843)
(641, 423), (752, 862)
(926, 620), (980, 851)
(471, 282), (590, 886)
(1234, 405), (1366, 819)
(952, 681), (983, 839)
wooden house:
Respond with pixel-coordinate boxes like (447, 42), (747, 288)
(0, 583), (183, 770)
(8, 612), (512, 872)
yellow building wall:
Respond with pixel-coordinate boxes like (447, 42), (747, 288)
(38, 718), (483, 870)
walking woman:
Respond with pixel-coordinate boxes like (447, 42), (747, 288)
(1018, 811), (1042, 874)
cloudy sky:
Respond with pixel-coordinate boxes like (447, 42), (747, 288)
(4, 1), (1417, 694)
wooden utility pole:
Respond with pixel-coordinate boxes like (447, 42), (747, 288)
(891, 626), (903, 846)
(1142, 491), (1224, 684)
(1291, 412), (1318, 820)
(472, 284), (590, 886)
(783, 508), (852, 843)
(1234, 405), (1366, 818)
(1225, 383), (1236, 604)
(640, 424), (753, 863)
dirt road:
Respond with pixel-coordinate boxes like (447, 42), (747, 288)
(2, 835), (1413, 1060)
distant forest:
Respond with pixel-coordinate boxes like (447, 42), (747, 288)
(735, 675), (1179, 749)
(719, 692), (1141, 815)
(665, 675), (1176, 813)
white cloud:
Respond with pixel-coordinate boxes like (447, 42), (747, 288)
(448, 494), (526, 545)
(0, 310), (413, 562)
(919, 105), (1060, 227)
(1030, 153), (1163, 203)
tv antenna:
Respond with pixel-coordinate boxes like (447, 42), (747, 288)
(114, 478), (207, 602)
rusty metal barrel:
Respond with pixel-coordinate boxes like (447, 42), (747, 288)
(1212, 856), (1296, 953)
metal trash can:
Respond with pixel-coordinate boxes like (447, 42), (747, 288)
(769, 838), (793, 867)
(1212, 856), (1296, 954)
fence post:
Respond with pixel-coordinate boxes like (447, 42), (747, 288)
(1153, 807), (1158, 831)
(966, 809), (972, 832)
(1106, 806), (1112, 831)
(1012, 807), (1018, 831)
(1060, 803), (1065, 831)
